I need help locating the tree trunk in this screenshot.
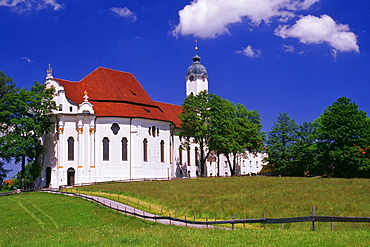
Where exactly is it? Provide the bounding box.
[200,140,205,177]
[217,152,220,177]
[21,155,26,190]
[226,155,234,176]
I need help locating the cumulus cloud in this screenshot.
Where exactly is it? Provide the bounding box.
[173,0,319,38]
[236,45,262,58]
[0,0,63,12]
[111,7,137,22]
[275,14,359,54]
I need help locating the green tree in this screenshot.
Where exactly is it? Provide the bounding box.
[0,71,18,186]
[315,97,370,178]
[290,122,318,176]
[265,112,299,174]
[207,95,235,176]
[0,71,18,100]
[180,91,264,176]
[219,103,264,176]
[0,82,56,189]
[179,91,211,176]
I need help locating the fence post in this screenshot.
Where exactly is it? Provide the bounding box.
[232,214,235,230]
[312,205,316,231]
[331,222,334,231]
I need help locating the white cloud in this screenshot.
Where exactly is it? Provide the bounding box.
[275,14,359,54]
[173,0,319,38]
[282,44,295,53]
[42,0,62,11]
[0,0,63,12]
[236,45,262,58]
[111,7,137,22]
[21,56,34,63]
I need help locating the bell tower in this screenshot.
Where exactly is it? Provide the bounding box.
[186,42,208,96]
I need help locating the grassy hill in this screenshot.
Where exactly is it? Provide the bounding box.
[78,176,370,220]
[0,177,369,246]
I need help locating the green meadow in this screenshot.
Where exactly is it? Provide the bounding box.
[0,177,369,246]
[78,177,369,220]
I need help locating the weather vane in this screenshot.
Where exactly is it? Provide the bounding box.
[195,39,198,53]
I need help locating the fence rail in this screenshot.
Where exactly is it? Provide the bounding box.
[0,190,20,196]
[43,190,370,230]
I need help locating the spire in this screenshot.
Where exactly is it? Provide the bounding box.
[83,90,89,102]
[195,39,198,54]
[46,63,53,79]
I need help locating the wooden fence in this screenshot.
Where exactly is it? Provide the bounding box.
[44,190,370,231]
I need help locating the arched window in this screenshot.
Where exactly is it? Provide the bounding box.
[103,137,109,161]
[195,147,199,167]
[169,142,172,164]
[187,147,191,166]
[143,138,148,162]
[121,138,128,161]
[67,137,74,161]
[160,140,165,163]
[179,146,182,165]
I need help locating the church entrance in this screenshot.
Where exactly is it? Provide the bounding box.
[67,168,75,186]
[45,167,51,188]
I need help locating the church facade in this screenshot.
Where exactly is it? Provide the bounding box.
[41,54,266,188]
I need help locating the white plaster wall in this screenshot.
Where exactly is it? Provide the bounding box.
[186,77,208,96]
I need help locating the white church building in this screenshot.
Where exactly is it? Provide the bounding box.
[41,53,266,188]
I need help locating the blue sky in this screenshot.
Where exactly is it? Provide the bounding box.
[1,0,369,177]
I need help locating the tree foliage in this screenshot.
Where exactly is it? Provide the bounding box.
[179,91,211,176]
[265,97,370,178]
[180,91,264,176]
[315,97,370,178]
[0,81,56,188]
[290,122,318,176]
[0,71,18,186]
[265,112,299,174]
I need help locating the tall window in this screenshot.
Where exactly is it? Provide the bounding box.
[143,138,148,162]
[160,140,165,163]
[195,147,199,167]
[103,137,109,161]
[179,146,182,165]
[169,142,172,164]
[187,147,191,166]
[67,137,74,161]
[121,137,128,161]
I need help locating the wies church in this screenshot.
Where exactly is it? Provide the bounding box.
[41,52,266,188]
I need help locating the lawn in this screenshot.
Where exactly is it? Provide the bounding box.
[0,177,369,246]
[77,176,370,220]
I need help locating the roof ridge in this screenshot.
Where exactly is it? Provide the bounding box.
[99,68,126,100]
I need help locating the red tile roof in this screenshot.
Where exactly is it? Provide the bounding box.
[155,102,182,128]
[55,67,182,126]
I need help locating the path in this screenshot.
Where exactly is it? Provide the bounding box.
[45,190,223,229]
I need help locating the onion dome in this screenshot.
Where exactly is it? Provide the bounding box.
[186,54,208,80]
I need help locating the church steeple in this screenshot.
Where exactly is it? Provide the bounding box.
[46,63,53,79]
[186,42,208,96]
